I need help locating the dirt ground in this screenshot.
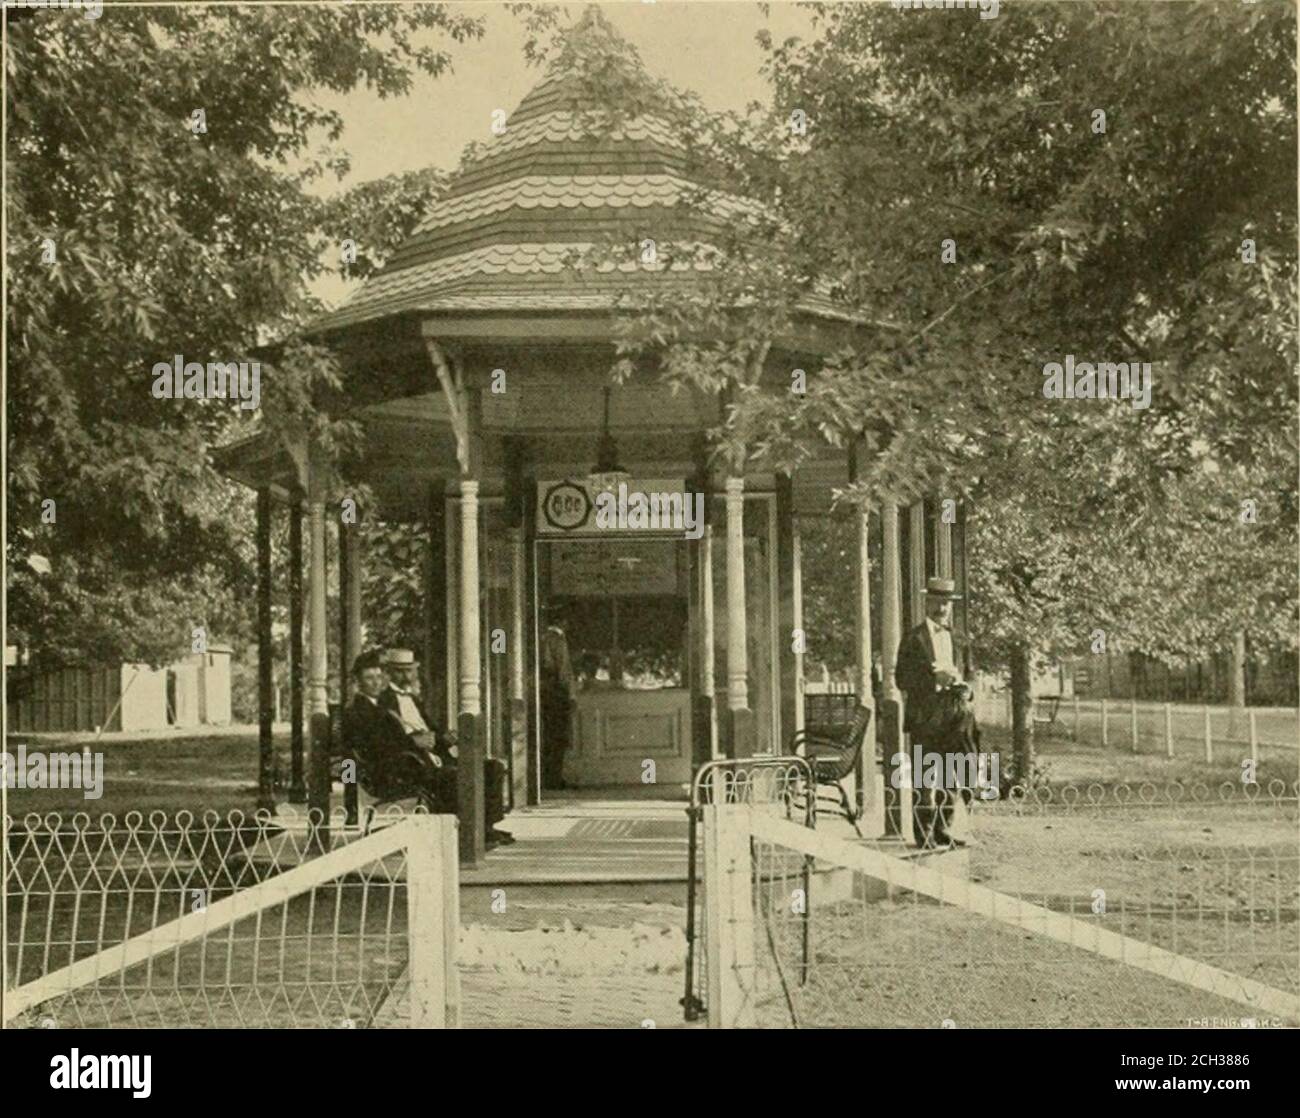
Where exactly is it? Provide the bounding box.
[750,794,1299,1029]
[5,727,1296,1029]
[756,900,1296,1029]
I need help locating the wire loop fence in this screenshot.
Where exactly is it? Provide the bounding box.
[707,778,1300,1028]
[683,757,814,1022]
[3,806,457,1029]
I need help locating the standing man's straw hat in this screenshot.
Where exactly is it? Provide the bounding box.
[923,577,962,601]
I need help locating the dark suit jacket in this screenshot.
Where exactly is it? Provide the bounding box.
[896,621,944,736]
[343,693,436,797]
[377,686,456,763]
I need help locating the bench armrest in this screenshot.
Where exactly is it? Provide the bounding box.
[789,730,843,756]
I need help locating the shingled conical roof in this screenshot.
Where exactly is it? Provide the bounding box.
[317,7,771,332]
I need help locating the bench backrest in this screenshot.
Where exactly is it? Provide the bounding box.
[816,706,872,782]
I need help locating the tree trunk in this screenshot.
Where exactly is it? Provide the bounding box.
[1229,631,1247,707]
[1229,630,1247,738]
[1010,640,1034,783]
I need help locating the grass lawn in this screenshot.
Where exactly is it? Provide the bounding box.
[3,727,278,818]
[5,721,1293,821]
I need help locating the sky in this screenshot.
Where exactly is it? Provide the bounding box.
[307,1,818,305]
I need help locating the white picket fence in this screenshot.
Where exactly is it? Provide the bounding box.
[973,691,1299,763]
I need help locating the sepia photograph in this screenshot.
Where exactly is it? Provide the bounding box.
[1,0,1297,1067]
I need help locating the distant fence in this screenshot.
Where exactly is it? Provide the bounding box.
[973,691,1299,764]
[7,652,232,734]
[3,808,457,1028]
[708,780,1300,1028]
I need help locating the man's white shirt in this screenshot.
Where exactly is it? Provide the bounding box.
[925,617,959,681]
[389,686,430,734]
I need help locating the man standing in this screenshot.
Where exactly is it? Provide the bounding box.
[895,577,973,849]
[538,613,575,791]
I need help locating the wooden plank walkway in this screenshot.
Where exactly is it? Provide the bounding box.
[461,795,693,885]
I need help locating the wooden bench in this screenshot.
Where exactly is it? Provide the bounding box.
[788,706,872,837]
[804,690,860,753]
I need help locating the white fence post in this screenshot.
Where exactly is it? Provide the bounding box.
[1203,705,1213,763]
[1073,695,1080,741]
[439,815,462,1026]
[1101,699,1109,747]
[1249,710,1258,768]
[407,815,459,1028]
[704,803,756,1029]
[1163,703,1173,759]
[1130,698,1139,753]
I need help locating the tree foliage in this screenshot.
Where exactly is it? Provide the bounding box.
[6,5,482,667]
[521,3,1297,681]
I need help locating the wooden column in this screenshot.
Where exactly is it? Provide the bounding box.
[445,502,459,730]
[343,517,362,668]
[338,520,350,678]
[423,335,496,850]
[724,476,752,758]
[504,439,528,811]
[880,499,911,841]
[792,522,805,737]
[288,494,306,803]
[339,514,361,826]
[522,481,541,805]
[691,442,717,769]
[699,525,718,763]
[848,439,876,827]
[776,474,798,756]
[854,506,873,703]
[458,478,486,864]
[936,498,954,579]
[256,487,274,811]
[508,527,527,810]
[907,502,926,629]
[306,493,332,847]
[424,482,448,727]
[855,500,882,834]
[955,499,972,678]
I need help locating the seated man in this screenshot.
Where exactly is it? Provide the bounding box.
[380,648,511,846]
[343,650,511,847]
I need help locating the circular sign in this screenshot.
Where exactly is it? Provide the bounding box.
[542,480,592,532]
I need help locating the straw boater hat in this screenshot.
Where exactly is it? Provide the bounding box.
[923,577,962,601]
[381,648,416,666]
